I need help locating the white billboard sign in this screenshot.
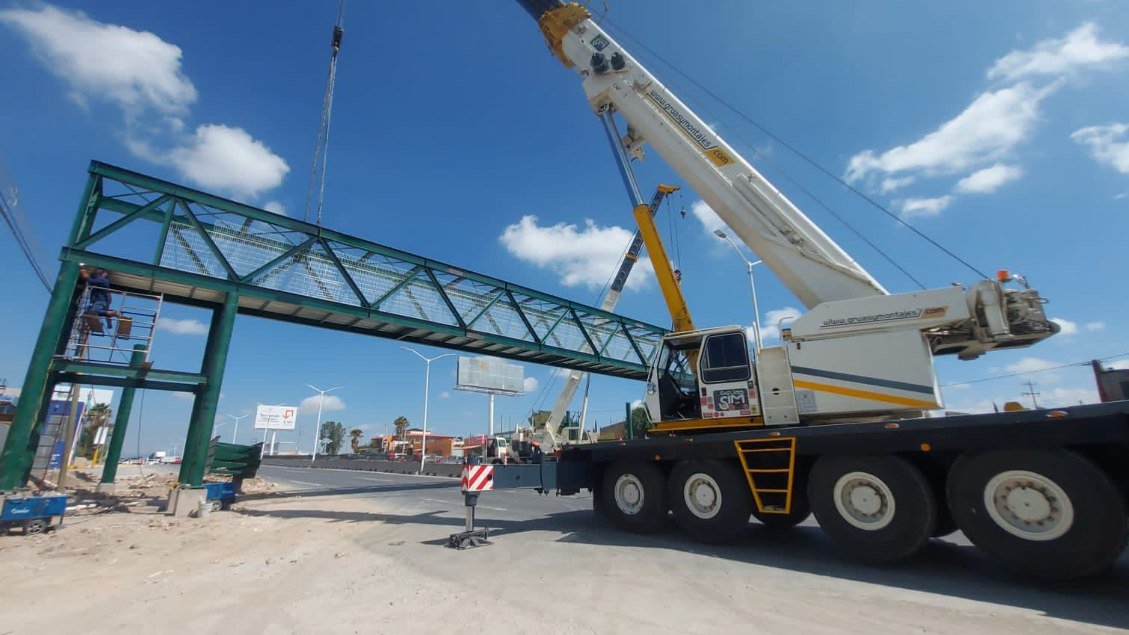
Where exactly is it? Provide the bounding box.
[254,405,298,430]
[456,356,524,395]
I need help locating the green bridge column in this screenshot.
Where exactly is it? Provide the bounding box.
[97,345,147,491]
[178,292,238,486]
[0,261,81,491]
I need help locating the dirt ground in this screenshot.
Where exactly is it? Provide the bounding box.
[1,466,1125,634]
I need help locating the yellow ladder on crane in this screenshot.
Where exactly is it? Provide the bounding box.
[734,437,797,515]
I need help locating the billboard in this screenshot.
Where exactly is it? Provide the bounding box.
[456,356,524,395]
[254,405,298,430]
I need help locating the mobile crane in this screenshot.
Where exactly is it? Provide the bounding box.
[462,1,1129,581]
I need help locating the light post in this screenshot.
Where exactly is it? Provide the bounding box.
[307,384,342,462]
[714,229,764,353]
[226,414,249,444]
[402,346,454,473]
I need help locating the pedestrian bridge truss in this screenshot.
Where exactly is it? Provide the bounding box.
[0,161,669,491]
[73,162,666,378]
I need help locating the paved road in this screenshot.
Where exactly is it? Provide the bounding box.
[259,463,593,523]
[257,464,1129,632]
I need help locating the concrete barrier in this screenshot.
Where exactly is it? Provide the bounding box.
[261,455,464,479]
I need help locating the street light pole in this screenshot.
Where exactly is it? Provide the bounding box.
[226,414,249,444]
[307,384,342,462]
[715,229,764,353]
[402,347,454,473]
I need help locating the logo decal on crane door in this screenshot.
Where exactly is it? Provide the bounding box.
[461,465,494,492]
[646,88,734,167]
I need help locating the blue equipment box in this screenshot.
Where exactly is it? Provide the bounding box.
[1,494,68,521]
[203,482,236,502]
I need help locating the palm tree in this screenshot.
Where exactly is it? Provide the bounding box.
[394,416,409,440]
[349,428,364,454]
[80,402,113,459]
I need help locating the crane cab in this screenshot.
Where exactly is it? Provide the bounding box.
[644,326,764,433]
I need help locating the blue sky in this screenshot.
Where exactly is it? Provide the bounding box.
[1,1,1127,454]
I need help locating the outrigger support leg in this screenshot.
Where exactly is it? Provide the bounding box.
[447,492,491,549]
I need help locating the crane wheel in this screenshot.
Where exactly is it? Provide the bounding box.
[809,455,936,562]
[752,493,811,529]
[947,449,1128,580]
[600,462,667,533]
[668,460,752,543]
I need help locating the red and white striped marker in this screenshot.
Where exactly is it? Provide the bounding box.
[461,465,494,492]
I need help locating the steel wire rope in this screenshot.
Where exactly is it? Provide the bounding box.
[599,17,989,282]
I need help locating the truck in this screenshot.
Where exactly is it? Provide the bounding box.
[466,0,1129,580]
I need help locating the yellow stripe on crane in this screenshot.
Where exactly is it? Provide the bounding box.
[793,380,939,409]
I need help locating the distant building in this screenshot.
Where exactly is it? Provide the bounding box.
[369,429,458,456]
[1093,360,1129,402]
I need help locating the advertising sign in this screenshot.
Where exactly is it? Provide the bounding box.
[254,405,298,430]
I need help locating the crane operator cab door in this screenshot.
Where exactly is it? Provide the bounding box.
[645,329,760,424]
[697,330,760,421]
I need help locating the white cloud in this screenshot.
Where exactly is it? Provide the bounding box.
[157,317,208,335]
[900,196,953,219]
[690,200,728,238]
[263,200,288,216]
[1116,193,1128,200]
[299,394,345,414]
[0,5,288,202]
[499,215,653,290]
[1050,318,1078,336]
[1085,321,1105,332]
[954,163,1024,194]
[1004,357,1059,374]
[522,377,539,393]
[1040,386,1099,408]
[753,307,803,342]
[879,176,916,194]
[847,83,1053,182]
[0,5,196,115]
[1071,123,1129,175]
[172,392,194,401]
[987,23,1129,82]
[168,125,289,199]
[846,24,1129,209]
[439,391,450,399]
[1106,360,1129,371]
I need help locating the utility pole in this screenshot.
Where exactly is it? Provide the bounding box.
[1021,381,1041,410]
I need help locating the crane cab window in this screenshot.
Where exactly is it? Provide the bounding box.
[701,332,751,384]
[655,343,700,420]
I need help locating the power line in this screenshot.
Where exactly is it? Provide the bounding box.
[942,352,1129,387]
[600,17,990,281]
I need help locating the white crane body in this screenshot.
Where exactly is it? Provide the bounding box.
[522,2,1057,429]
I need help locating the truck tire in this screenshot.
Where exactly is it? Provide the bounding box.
[752,493,811,529]
[809,454,936,562]
[947,449,1128,580]
[668,460,752,543]
[600,462,667,533]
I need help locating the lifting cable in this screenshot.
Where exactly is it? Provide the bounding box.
[303,0,346,230]
[599,17,990,283]
[0,153,52,292]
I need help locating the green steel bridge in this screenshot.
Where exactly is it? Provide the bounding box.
[0,161,668,490]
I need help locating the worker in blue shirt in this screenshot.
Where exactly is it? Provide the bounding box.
[84,267,118,329]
